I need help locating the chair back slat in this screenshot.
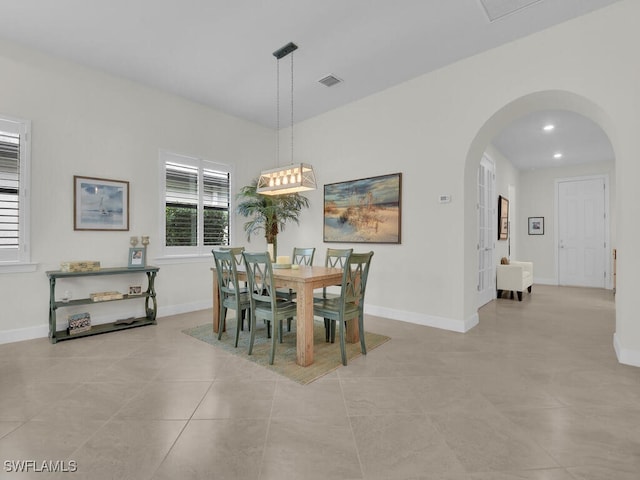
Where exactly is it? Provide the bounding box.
[325,248,352,268]
[212,249,241,295]
[220,246,245,266]
[292,247,315,266]
[322,248,353,297]
[242,252,275,304]
[342,252,374,306]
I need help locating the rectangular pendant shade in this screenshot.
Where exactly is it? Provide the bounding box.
[256,163,316,196]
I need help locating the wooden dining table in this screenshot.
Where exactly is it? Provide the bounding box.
[211,265,359,367]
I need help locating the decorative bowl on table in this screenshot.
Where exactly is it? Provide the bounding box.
[273,263,292,269]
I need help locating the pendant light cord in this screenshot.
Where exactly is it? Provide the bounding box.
[276,56,280,168]
[290,51,294,166]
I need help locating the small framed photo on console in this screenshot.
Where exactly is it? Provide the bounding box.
[128,247,145,268]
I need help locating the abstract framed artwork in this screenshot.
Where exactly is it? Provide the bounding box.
[74,176,129,231]
[323,172,401,243]
[498,195,509,240]
[528,216,544,235]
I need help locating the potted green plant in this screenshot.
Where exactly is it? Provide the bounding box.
[236,179,310,259]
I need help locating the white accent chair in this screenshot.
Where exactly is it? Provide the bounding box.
[496,261,533,301]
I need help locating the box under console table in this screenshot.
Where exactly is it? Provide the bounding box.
[46,266,159,343]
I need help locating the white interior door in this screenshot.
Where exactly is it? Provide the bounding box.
[478,155,495,307]
[558,177,607,287]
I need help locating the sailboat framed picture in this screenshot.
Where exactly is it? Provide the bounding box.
[74,176,129,231]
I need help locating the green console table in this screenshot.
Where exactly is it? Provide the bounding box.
[46,266,159,343]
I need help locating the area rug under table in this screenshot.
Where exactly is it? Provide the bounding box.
[182,319,390,385]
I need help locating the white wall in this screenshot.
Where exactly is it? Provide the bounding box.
[486,144,519,263]
[2,0,640,367]
[519,161,615,285]
[283,0,640,361]
[0,38,273,342]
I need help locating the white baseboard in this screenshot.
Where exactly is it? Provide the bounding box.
[3,300,477,345]
[534,278,615,291]
[157,300,212,318]
[0,299,213,345]
[613,333,640,367]
[0,324,49,345]
[365,304,478,333]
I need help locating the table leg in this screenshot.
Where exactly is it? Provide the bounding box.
[212,273,221,334]
[346,316,360,344]
[296,283,314,366]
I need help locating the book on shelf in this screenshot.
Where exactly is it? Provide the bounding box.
[90,291,124,302]
[60,261,101,272]
[68,312,91,334]
[69,325,92,335]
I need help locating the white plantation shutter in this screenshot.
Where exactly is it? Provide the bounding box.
[0,132,19,248]
[0,116,30,264]
[162,151,230,255]
[165,162,199,246]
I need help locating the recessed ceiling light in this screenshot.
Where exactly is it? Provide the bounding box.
[543,124,555,132]
[553,152,563,159]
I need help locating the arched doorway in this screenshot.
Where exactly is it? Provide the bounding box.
[462,90,617,326]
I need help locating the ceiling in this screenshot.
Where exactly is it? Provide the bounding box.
[0,0,619,168]
[492,110,614,170]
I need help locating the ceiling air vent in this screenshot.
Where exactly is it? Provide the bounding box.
[318,74,342,87]
[480,0,543,22]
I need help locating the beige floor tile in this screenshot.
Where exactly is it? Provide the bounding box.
[27,357,114,383]
[0,357,64,389]
[468,469,577,479]
[0,285,636,479]
[192,378,276,419]
[33,382,143,421]
[0,382,77,421]
[502,406,640,472]
[153,355,228,381]
[270,378,347,418]
[153,418,268,480]
[260,416,362,480]
[430,409,559,472]
[341,376,424,416]
[337,346,450,378]
[0,418,105,461]
[565,464,640,480]
[0,421,22,439]
[115,380,211,420]
[410,375,499,415]
[90,355,169,383]
[351,414,466,479]
[214,355,283,381]
[67,419,185,480]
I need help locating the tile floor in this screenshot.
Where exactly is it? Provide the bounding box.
[0,285,639,479]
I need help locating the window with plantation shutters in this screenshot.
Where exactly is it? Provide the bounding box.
[161,151,230,256]
[0,116,30,266]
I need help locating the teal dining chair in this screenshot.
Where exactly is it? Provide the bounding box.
[315,248,353,342]
[212,249,251,347]
[277,247,316,331]
[219,246,245,264]
[276,246,316,301]
[242,251,298,365]
[218,246,249,330]
[291,247,315,266]
[313,251,374,365]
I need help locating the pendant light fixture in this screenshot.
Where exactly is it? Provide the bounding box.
[257,42,316,196]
